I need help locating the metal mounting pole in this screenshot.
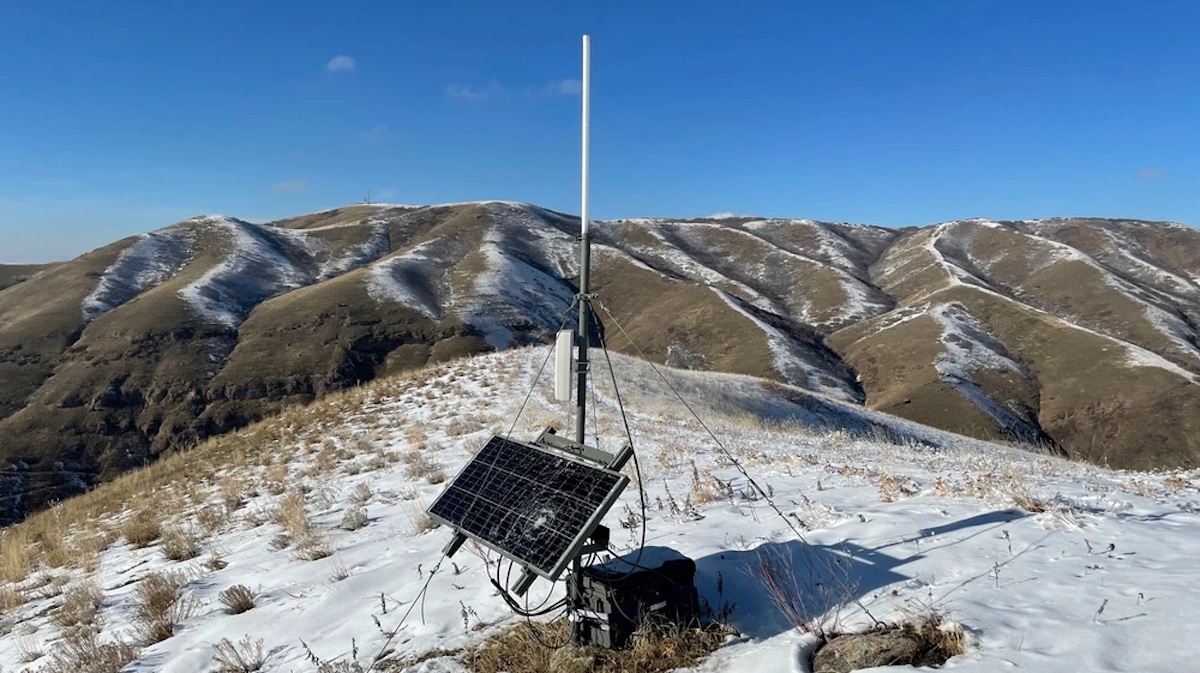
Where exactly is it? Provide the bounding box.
[574,34,592,448]
[570,34,592,647]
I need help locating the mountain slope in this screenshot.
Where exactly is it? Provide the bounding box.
[0,349,1197,673]
[1,204,1199,520]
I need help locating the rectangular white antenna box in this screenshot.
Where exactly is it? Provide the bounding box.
[555,330,574,402]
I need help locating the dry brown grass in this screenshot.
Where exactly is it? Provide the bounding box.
[51,580,104,631]
[263,463,290,495]
[219,585,256,615]
[0,583,26,613]
[1,527,37,582]
[351,482,372,505]
[462,618,734,673]
[407,501,434,536]
[220,475,251,512]
[213,636,266,672]
[294,531,333,561]
[815,614,967,670]
[121,509,162,548]
[276,492,312,539]
[272,490,332,560]
[161,525,200,561]
[132,571,195,644]
[34,626,138,673]
[403,448,446,483]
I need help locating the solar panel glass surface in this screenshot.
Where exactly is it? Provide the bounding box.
[428,436,627,578]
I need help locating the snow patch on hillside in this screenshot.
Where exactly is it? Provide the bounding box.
[365,241,443,320]
[857,304,928,338]
[81,228,197,321]
[712,288,858,401]
[457,209,577,349]
[177,217,313,328]
[931,302,1037,432]
[319,219,392,280]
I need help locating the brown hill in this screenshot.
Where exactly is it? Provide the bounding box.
[1,204,1198,521]
[0,263,58,292]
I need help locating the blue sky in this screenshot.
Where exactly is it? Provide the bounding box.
[1,1,1197,262]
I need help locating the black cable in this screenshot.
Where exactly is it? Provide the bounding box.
[593,307,649,582]
[595,299,876,620]
[370,555,446,665]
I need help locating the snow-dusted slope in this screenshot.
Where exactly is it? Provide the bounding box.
[1,349,1197,673]
[176,216,318,328]
[81,228,197,321]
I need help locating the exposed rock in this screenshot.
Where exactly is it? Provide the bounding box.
[812,632,923,673]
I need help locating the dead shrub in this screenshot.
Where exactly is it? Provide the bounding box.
[276,491,312,538]
[403,449,444,483]
[35,627,138,673]
[293,532,333,561]
[219,585,256,614]
[132,571,195,644]
[0,584,26,613]
[121,509,162,548]
[689,462,718,505]
[407,501,434,536]
[161,525,199,561]
[351,482,372,505]
[466,618,734,673]
[757,543,856,638]
[213,636,266,673]
[51,580,104,631]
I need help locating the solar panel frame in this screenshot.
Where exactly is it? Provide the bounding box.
[428,435,629,581]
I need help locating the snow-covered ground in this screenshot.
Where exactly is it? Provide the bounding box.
[2,349,1198,673]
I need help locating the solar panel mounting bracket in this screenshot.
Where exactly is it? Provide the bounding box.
[534,427,633,470]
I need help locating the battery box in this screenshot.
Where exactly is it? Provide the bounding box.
[567,555,699,649]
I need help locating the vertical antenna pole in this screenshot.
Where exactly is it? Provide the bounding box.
[574,34,592,447]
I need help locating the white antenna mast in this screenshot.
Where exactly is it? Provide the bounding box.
[573,34,593,446]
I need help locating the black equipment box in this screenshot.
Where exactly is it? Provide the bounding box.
[568,556,699,649]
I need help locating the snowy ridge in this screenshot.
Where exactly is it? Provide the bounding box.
[679,221,890,326]
[485,202,581,279]
[81,228,197,321]
[1001,228,1200,367]
[1,348,1198,673]
[176,217,314,328]
[455,204,578,349]
[712,288,858,401]
[939,278,1199,383]
[884,223,1200,380]
[931,302,1038,433]
[931,302,1025,378]
[318,219,392,280]
[854,304,928,339]
[365,241,443,320]
[637,226,777,312]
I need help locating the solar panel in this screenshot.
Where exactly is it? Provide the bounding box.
[428,435,629,581]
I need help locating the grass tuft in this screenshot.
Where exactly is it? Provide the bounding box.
[219,585,256,615]
[213,636,266,673]
[132,571,195,645]
[464,618,735,673]
[121,509,162,548]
